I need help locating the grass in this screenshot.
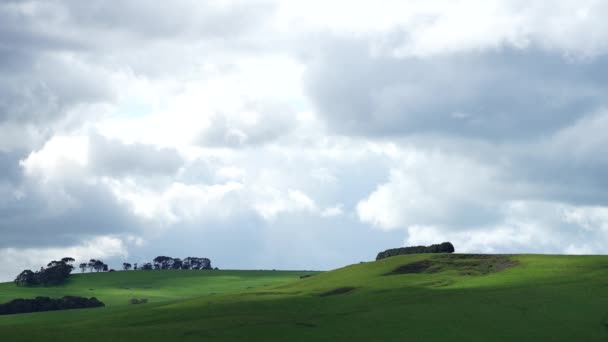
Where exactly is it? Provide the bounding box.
[1,254,608,341]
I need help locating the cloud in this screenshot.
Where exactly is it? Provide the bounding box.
[253,188,318,220]
[355,144,608,255]
[357,149,505,230]
[0,179,145,249]
[282,0,608,57]
[64,0,275,41]
[304,38,608,140]
[107,179,245,225]
[321,205,344,218]
[199,102,297,148]
[490,109,608,207]
[403,200,608,255]
[88,133,184,177]
[3,0,608,281]
[0,134,190,248]
[0,0,280,152]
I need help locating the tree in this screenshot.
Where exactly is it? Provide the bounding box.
[14,270,38,286]
[141,263,153,271]
[439,242,455,253]
[47,260,62,268]
[88,259,108,272]
[133,263,138,271]
[61,257,75,265]
[153,256,175,270]
[122,263,132,271]
[40,261,74,285]
[87,259,97,272]
[15,257,75,287]
[79,263,87,273]
[183,257,212,270]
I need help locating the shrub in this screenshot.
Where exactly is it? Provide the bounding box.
[0,296,104,315]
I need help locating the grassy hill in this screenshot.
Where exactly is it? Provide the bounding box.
[1,254,608,341]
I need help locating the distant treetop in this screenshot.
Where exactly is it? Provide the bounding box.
[14,257,75,287]
[376,242,455,261]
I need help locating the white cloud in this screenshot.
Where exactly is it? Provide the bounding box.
[321,204,344,218]
[20,135,90,182]
[253,188,318,220]
[279,0,608,57]
[357,149,501,230]
[563,206,608,232]
[402,200,608,255]
[106,179,245,225]
[564,244,595,255]
[215,167,246,182]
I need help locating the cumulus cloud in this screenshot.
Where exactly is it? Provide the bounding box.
[403,201,608,255]
[356,144,608,254]
[0,134,188,249]
[357,149,504,230]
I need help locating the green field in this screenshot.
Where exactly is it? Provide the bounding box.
[1,254,608,341]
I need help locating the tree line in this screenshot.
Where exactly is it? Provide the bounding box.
[14,255,215,287]
[376,242,455,260]
[78,259,109,273]
[120,256,214,271]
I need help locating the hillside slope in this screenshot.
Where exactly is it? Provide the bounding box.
[1,254,607,341]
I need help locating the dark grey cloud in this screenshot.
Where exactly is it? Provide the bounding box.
[64,0,275,40]
[0,180,145,248]
[0,57,113,125]
[0,132,191,248]
[0,150,25,184]
[0,135,183,249]
[0,3,84,59]
[0,2,110,126]
[506,111,608,206]
[304,37,608,140]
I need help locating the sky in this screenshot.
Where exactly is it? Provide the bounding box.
[1,0,608,281]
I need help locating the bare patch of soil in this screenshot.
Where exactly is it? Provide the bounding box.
[385,260,434,275]
[386,254,519,276]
